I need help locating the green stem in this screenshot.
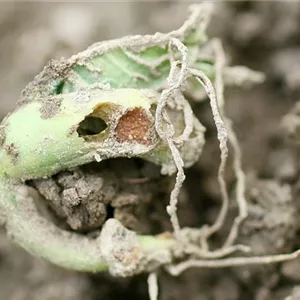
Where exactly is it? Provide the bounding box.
[0,89,159,179]
[0,178,107,272]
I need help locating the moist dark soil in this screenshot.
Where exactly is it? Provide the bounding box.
[1,2,300,300]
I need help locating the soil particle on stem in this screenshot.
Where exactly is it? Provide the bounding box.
[3,143,19,163]
[0,124,7,146]
[39,97,62,119]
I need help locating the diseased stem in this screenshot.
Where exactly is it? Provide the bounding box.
[0,179,175,273]
[1,178,107,272]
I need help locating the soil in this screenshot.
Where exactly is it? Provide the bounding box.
[1,2,300,300]
[31,159,175,234]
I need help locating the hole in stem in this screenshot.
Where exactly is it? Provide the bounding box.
[106,204,115,220]
[77,116,108,137]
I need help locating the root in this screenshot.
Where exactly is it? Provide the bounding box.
[148,272,159,300]
[183,243,251,259]
[189,67,229,247]
[173,93,195,145]
[166,249,300,276]
[155,38,189,236]
[179,39,248,253]
[212,39,248,248]
[222,121,248,248]
[164,37,300,282]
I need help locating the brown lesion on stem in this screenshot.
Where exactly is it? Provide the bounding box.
[115,108,154,145]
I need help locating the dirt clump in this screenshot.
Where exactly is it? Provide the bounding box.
[31,159,179,234]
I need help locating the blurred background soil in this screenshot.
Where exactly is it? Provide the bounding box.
[1,2,300,300]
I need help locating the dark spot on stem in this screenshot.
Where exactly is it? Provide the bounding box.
[4,143,19,163]
[68,125,78,136]
[54,80,65,94]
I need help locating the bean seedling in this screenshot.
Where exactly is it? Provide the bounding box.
[0,3,298,299]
